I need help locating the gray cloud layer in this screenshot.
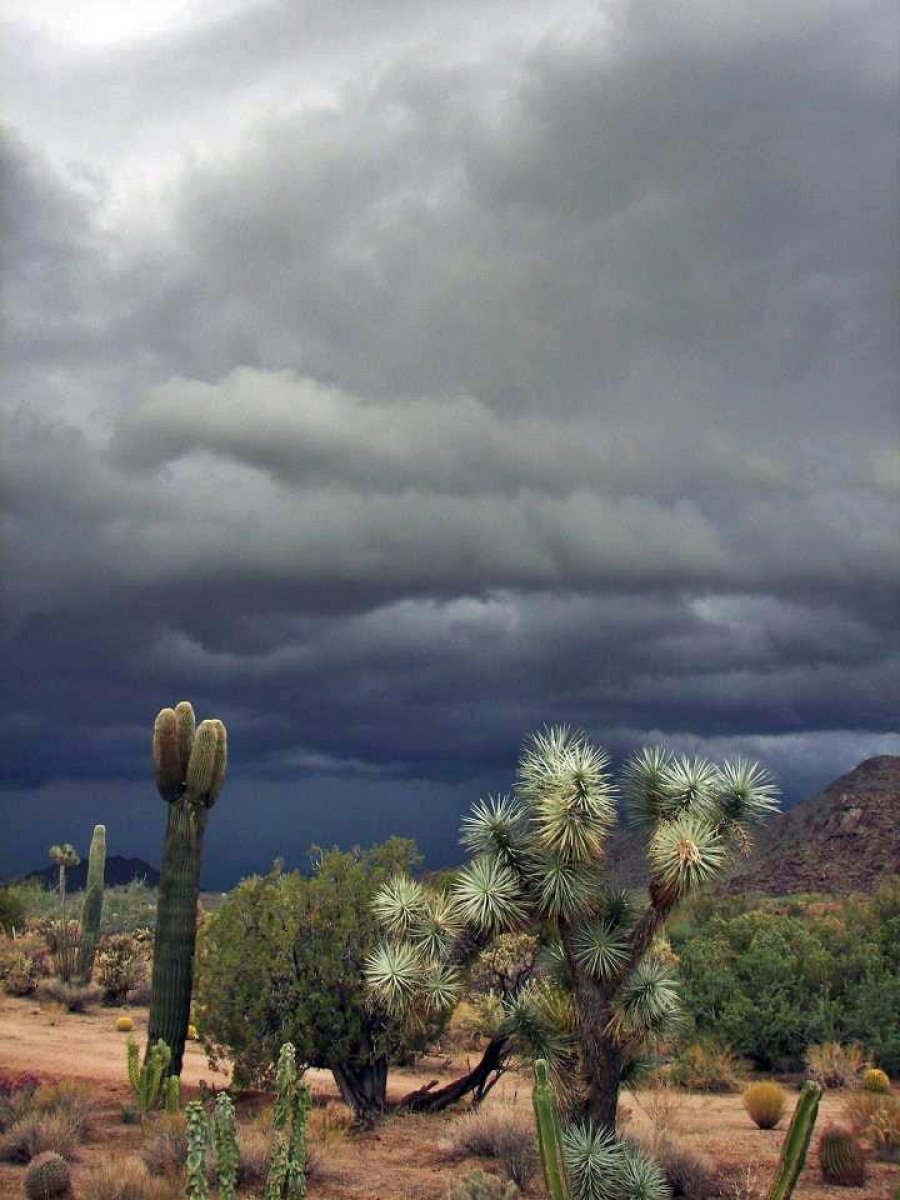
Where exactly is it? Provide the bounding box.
[1,0,898,882]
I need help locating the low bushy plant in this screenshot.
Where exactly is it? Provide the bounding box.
[638,1133,720,1199]
[79,1157,176,1200]
[95,934,148,1005]
[843,1090,900,1162]
[31,1080,97,1140]
[804,1042,867,1089]
[742,1081,787,1129]
[39,980,99,1012]
[0,887,25,934]
[139,1113,187,1176]
[445,1169,518,1200]
[445,1104,539,1189]
[0,1111,79,1163]
[235,1124,272,1187]
[3,952,38,996]
[667,1041,742,1092]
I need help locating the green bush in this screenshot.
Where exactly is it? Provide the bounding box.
[194,839,428,1115]
[0,888,25,933]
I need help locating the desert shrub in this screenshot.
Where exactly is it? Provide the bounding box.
[667,1040,743,1092]
[31,1080,98,1140]
[234,1123,272,1187]
[39,919,82,983]
[99,883,158,934]
[195,839,426,1112]
[742,1081,787,1129]
[446,1169,518,1200]
[95,933,148,1005]
[0,887,25,933]
[445,1105,539,1189]
[638,1132,721,1199]
[0,1111,80,1162]
[80,1157,176,1200]
[39,980,99,1012]
[139,1113,187,1176]
[843,1090,900,1162]
[4,952,38,995]
[805,1042,868,1089]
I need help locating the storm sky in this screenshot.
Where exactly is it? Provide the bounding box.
[2,0,898,887]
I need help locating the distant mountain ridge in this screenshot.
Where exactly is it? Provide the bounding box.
[19,855,160,890]
[605,755,900,897]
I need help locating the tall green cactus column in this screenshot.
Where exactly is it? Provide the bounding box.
[532,1059,570,1200]
[76,824,106,983]
[148,701,227,1076]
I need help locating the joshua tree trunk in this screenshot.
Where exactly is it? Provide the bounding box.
[563,927,623,1129]
[331,1056,389,1123]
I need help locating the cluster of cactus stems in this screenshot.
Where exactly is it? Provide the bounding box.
[127,1037,179,1119]
[212,1093,239,1200]
[149,700,227,1077]
[75,824,106,984]
[533,1059,569,1200]
[817,1123,866,1187]
[266,1043,312,1200]
[185,1100,210,1200]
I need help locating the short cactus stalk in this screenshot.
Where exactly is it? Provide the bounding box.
[266,1043,312,1200]
[213,1093,238,1200]
[818,1124,866,1187]
[75,824,106,983]
[532,1058,570,1200]
[765,1079,822,1200]
[23,1151,71,1200]
[148,701,227,1077]
[185,1100,210,1200]
[127,1035,171,1118]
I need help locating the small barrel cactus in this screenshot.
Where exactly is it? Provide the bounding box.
[445,1170,519,1200]
[187,1023,199,1040]
[818,1123,866,1186]
[862,1067,891,1094]
[115,1015,134,1032]
[743,1080,788,1129]
[24,1151,71,1199]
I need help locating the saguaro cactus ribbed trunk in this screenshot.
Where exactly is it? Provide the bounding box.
[148,701,227,1076]
[76,824,106,983]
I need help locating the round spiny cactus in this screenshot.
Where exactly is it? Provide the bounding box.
[24,1151,71,1199]
[862,1067,890,1093]
[115,1015,134,1032]
[818,1123,866,1186]
[743,1080,788,1129]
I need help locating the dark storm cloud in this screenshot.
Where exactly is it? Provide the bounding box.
[1,1,898,881]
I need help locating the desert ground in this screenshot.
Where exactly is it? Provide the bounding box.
[0,994,895,1199]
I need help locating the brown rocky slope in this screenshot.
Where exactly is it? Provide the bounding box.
[605,755,900,897]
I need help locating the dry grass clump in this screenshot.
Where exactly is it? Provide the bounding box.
[139,1113,187,1176]
[638,1084,682,1138]
[0,1110,80,1163]
[445,1103,538,1190]
[667,1041,743,1092]
[79,1157,178,1200]
[804,1041,867,1089]
[843,1089,900,1162]
[235,1122,272,1187]
[637,1132,722,1199]
[32,1080,98,1139]
[308,1099,354,1140]
[742,1081,787,1130]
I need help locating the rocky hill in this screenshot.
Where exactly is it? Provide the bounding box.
[605,755,900,898]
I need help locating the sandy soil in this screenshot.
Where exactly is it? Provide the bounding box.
[0,993,896,1199]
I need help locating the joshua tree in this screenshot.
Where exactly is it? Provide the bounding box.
[148,700,227,1076]
[367,726,778,1129]
[48,843,80,908]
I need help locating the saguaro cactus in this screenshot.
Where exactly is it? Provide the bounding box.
[76,824,106,983]
[148,701,227,1076]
